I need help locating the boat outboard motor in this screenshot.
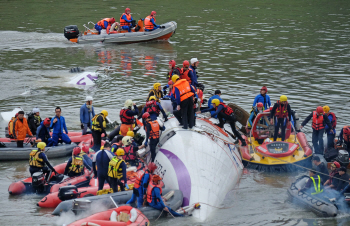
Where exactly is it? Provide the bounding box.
[32,171,46,193]
[336,150,350,167]
[58,185,79,201]
[64,25,79,40]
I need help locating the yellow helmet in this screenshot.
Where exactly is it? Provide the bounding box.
[122,136,133,146]
[124,99,133,108]
[280,95,288,102]
[37,142,46,150]
[211,99,220,107]
[149,96,156,101]
[172,75,180,84]
[126,131,134,137]
[323,105,330,113]
[101,110,108,117]
[153,83,161,90]
[116,148,125,156]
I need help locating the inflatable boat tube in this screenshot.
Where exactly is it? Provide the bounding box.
[50,169,91,193]
[287,175,338,217]
[0,143,77,161]
[297,132,313,156]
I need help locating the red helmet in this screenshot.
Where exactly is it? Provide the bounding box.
[183,60,190,67]
[110,17,115,23]
[344,126,350,136]
[332,161,341,168]
[73,147,81,156]
[142,112,150,119]
[169,60,176,68]
[257,102,264,108]
[152,174,162,183]
[148,162,157,173]
[168,80,174,85]
[82,146,89,154]
[151,11,156,16]
[316,106,324,115]
[43,118,51,126]
[125,8,130,13]
[261,86,268,92]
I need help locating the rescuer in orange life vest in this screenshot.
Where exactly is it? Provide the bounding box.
[180,60,196,88]
[301,106,334,154]
[126,162,157,208]
[338,126,350,153]
[94,17,116,34]
[120,8,135,32]
[144,11,165,31]
[142,112,165,162]
[270,95,293,142]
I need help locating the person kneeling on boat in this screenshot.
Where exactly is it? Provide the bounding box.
[324,161,341,189]
[299,169,324,196]
[48,107,71,147]
[108,148,129,192]
[122,136,144,166]
[36,118,51,144]
[337,126,350,153]
[141,96,168,121]
[197,99,247,146]
[120,8,135,32]
[248,102,265,129]
[64,147,92,177]
[147,175,184,217]
[29,142,58,176]
[91,110,109,152]
[143,112,165,162]
[93,142,115,191]
[95,17,116,34]
[270,95,292,142]
[144,11,164,31]
[127,162,157,208]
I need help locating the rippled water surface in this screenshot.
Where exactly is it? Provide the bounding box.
[1,0,350,225]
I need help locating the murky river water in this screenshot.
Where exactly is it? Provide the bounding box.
[1,0,350,225]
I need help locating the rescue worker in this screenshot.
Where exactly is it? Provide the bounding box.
[270,95,292,142]
[126,131,139,146]
[91,110,108,151]
[28,107,42,136]
[337,126,350,152]
[94,17,116,34]
[64,147,92,177]
[13,111,33,147]
[253,86,271,109]
[108,148,130,193]
[335,167,349,192]
[120,8,134,32]
[141,96,168,121]
[147,175,183,217]
[147,83,163,102]
[143,112,165,162]
[36,118,51,144]
[180,60,196,87]
[93,142,115,191]
[163,80,174,96]
[190,58,199,88]
[323,105,337,149]
[298,169,324,197]
[248,102,264,128]
[8,113,18,138]
[120,99,139,136]
[80,96,95,135]
[208,90,223,118]
[312,156,329,183]
[197,99,247,146]
[111,135,124,154]
[301,106,334,154]
[324,161,341,188]
[127,162,157,208]
[48,107,71,146]
[145,11,163,31]
[80,146,93,168]
[122,136,145,166]
[167,60,181,81]
[171,75,196,129]
[29,142,57,176]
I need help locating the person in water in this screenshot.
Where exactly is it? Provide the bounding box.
[248,102,264,128]
[91,110,109,151]
[270,95,292,142]
[141,96,168,121]
[207,90,223,118]
[36,118,51,144]
[143,112,165,162]
[253,86,271,110]
[144,11,162,31]
[298,169,324,196]
[120,8,134,32]
[300,106,334,154]
[323,105,337,149]
[64,147,92,177]
[48,107,71,146]
[28,107,42,136]
[93,142,115,191]
[147,175,184,217]
[80,96,95,135]
[107,148,129,193]
[13,111,33,147]
[94,17,116,34]
[29,142,57,176]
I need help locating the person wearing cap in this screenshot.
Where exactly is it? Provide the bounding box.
[144,11,163,31]
[7,112,18,138]
[28,107,42,136]
[29,142,57,176]
[80,96,95,135]
[111,135,124,154]
[190,58,199,88]
[324,161,341,189]
[48,107,71,147]
[312,156,329,183]
[301,106,334,154]
[335,167,349,192]
[64,147,92,177]
[270,95,292,142]
[141,96,168,121]
[108,148,129,193]
[143,112,165,162]
[93,142,115,191]
[91,110,109,152]
[147,174,184,217]
[207,90,223,118]
[167,60,181,81]
[36,118,52,144]
[95,17,116,34]
[253,86,271,110]
[13,111,33,147]
[120,99,139,136]
[120,8,134,32]
[298,169,324,196]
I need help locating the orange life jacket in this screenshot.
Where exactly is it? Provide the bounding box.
[120,13,132,26]
[97,18,113,29]
[146,120,160,139]
[312,111,325,130]
[180,68,193,84]
[120,109,134,125]
[275,101,289,118]
[145,100,160,115]
[343,126,350,143]
[144,15,156,30]
[146,179,162,203]
[327,112,337,129]
[216,103,234,116]
[134,169,150,189]
[122,145,137,161]
[172,79,194,102]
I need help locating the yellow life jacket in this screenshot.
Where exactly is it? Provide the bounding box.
[79,152,87,157]
[108,157,125,179]
[69,156,84,174]
[29,150,45,167]
[310,175,323,195]
[91,114,106,132]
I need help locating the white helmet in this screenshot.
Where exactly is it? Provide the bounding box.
[122,136,133,146]
[190,58,198,65]
[85,96,93,101]
[124,99,133,108]
[33,107,40,113]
